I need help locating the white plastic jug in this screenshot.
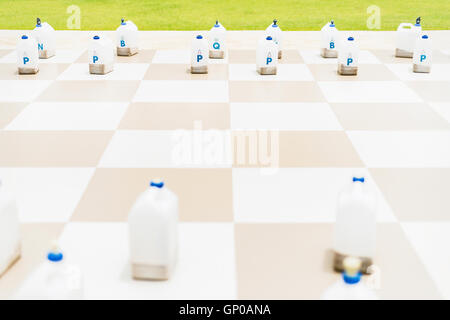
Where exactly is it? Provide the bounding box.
[256,36,278,75]
[321,257,378,300]
[265,19,282,59]
[16,34,39,74]
[320,20,340,58]
[15,244,83,300]
[333,176,377,272]
[88,35,114,74]
[395,17,422,58]
[33,18,56,59]
[128,180,179,280]
[0,180,20,277]
[191,34,209,74]
[413,34,432,73]
[208,20,226,59]
[338,36,359,75]
[116,18,139,56]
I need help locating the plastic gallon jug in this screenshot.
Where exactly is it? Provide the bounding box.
[116,18,138,56]
[321,257,378,300]
[320,20,340,58]
[33,18,56,59]
[191,35,209,74]
[0,180,21,277]
[338,36,359,75]
[395,17,422,58]
[17,34,39,74]
[333,177,377,273]
[128,180,179,280]
[88,35,114,75]
[15,244,83,300]
[265,19,282,59]
[413,34,432,73]
[208,20,226,59]
[256,36,278,75]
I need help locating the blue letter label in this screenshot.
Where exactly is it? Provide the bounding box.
[266,57,272,65]
[420,54,426,62]
[93,56,98,63]
[23,57,29,65]
[213,42,220,50]
[120,40,125,47]
[197,54,203,63]
[347,58,353,66]
[38,43,44,50]
[330,41,335,49]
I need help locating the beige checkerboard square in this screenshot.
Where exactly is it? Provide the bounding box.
[0,103,27,128]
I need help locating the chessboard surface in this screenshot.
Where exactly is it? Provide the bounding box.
[0,30,450,300]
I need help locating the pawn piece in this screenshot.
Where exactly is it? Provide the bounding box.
[413,34,432,73]
[17,35,39,74]
[128,179,179,280]
[338,36,359,76]
[88,35,114,75]
[0,179,21,277]
[256,36,278,75]
[116,18,139,56]
[191,35,209,74]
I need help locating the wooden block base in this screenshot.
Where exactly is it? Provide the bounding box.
[117,47,138,56]
[395,48,413,58]
[413,64,431,73]
[209,50,225,59]
[191,65,208,74]
[89,63,114,75]
[321,48,338,58]
[338,64,358,76]
[0,243,21,278]
[257,66,277,75]
[132,263,171,281]
[333,251,373,274]
[39,50,55,59]
[18,67,39,75]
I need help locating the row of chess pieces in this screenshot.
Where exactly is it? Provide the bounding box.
[15,17,433,76]
[1,176,379,299]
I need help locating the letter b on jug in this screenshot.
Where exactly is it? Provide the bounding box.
[330,41,335,49]
[120,40,125,47]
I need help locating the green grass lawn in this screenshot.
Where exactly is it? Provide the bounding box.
[0,0,449,30]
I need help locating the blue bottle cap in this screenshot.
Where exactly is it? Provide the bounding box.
[150,180,164,188]
[121,18,126,25]
[93,35,100,40]
[47,251,63,262]
[422,35,429,39]
[415,17,421,26]
[353,177,365,183]
[214,20,220,27]
[21,35,28,40]
[36,18,42,28]
[343,271,361,284]
[266,36,273,41]
[196,35,203,39]
[272,19,278,27]
[348,37,354,41]
[330,20,335,27]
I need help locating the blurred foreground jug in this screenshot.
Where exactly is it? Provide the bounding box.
[116,18,138,56]
[191,35,209,74]
[0,180,21,277]
[320,20,339,58]
[209,20,226,59]
[33,18,56,59]
[395,17,422,58]
[15,244,83,299]
[413,34,432,73]
[321,257,378,300]
[256,36,278,75]
[17,35,39,74]
[265,19,282,59]
[128,180,179,280]
[333,177,377,273]
[88,35,114,74]
[338,36,359,75]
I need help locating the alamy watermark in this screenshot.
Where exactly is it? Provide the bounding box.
[66,5,81,29]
